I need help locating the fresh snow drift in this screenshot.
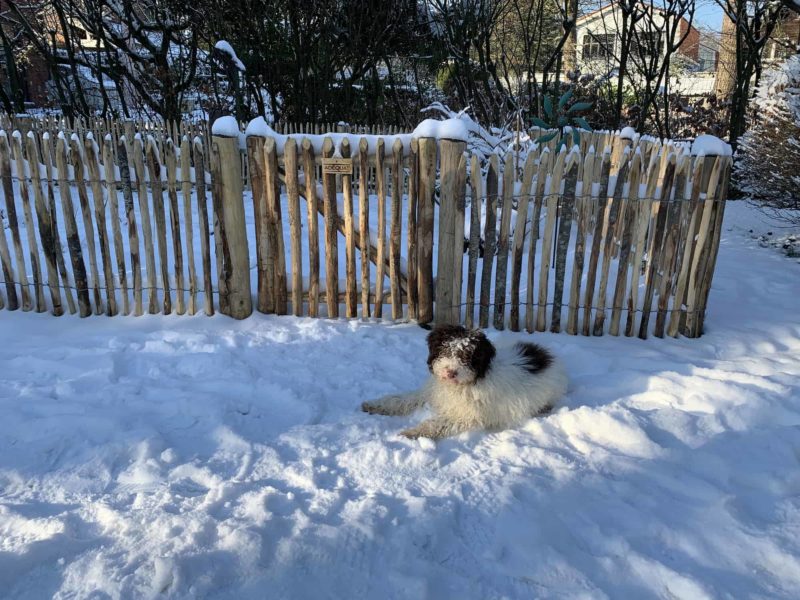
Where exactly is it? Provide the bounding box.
[1,202,800,599]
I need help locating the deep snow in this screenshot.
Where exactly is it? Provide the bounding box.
[1,201,800,599]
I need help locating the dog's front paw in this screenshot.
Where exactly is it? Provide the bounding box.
[400,418,455,440]
[361,400,386,415]
[400,427,424,439]
[361,395,404,415]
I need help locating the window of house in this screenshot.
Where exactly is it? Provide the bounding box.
[582,33,615,60]
[632,32,662,57]
[698,56,715,72]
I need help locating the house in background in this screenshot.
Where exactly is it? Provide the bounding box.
[1,2,210,117]
[572,4,710,75]
[0,0,107,111]
[0,0,50,108]
[763,13,799,64]
[696,28,719,73]
[566,3,724,99]
[715,11,799,98]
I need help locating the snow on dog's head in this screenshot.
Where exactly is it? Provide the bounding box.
[426,325,495,385]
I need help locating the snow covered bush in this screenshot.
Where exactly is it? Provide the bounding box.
[735,54,800,224]
[421,102,525,161]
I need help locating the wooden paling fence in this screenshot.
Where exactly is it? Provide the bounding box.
[0,116,730,339]
[0,114,410,199]
[0,113,407,182]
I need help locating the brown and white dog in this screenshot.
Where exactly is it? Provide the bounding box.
[361,325,568,439]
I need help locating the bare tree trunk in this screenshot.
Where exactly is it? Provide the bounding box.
[715,13,737,99]
[562,0,578,74]
[615,10,631,128]
[714,0,784,147]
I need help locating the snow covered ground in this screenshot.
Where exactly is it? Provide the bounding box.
[1,201,799,599]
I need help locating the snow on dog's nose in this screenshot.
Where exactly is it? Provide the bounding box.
[431,357,474,385]
[426,325,495,385]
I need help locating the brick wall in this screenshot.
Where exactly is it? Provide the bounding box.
[678,18,701,62]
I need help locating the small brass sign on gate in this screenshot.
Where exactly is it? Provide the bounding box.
[322,158,353,175]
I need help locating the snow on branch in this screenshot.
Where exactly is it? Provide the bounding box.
[214,41,246,72]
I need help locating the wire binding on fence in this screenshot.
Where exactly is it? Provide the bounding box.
[0,277,709,316]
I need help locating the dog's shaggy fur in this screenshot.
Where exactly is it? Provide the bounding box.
[361,325,568,439]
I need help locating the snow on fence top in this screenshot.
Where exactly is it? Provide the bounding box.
[691,135,732,157]
[410,118,469,141]
[211,115,241,137]
[228,114,697,164]
[243,116,413,156]
[237,116,468,157]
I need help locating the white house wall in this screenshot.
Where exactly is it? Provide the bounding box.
[575,7,673,70]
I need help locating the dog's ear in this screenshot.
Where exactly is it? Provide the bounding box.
[470,332,496,379]
[426,325,466,369]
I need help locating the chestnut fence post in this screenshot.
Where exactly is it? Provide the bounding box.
[211,129,253,319]
[435,137,467,326]
[416,136,437,325]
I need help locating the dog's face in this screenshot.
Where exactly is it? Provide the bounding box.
[426,325,496,385]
